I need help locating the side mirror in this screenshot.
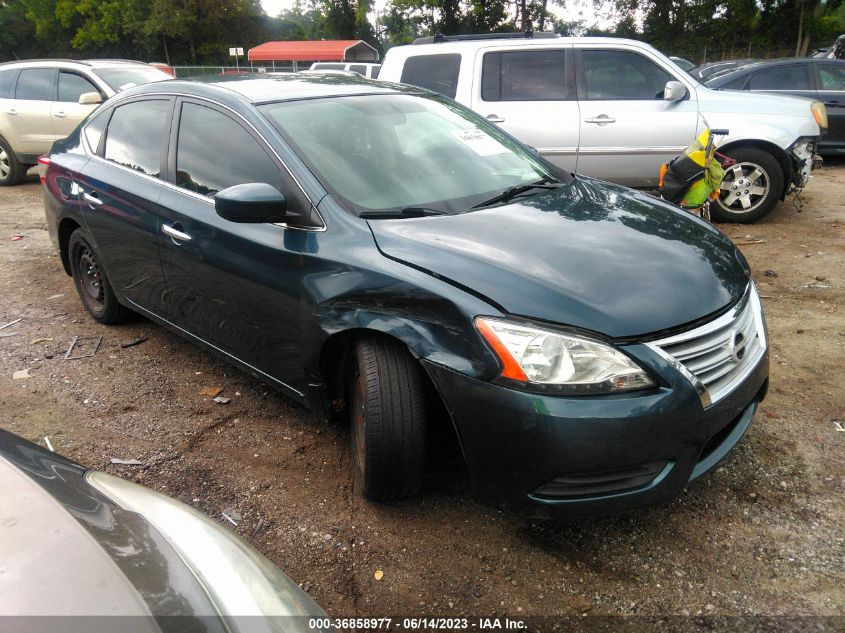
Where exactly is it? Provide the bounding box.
[79,92,103,105]
[215,183,291,223]
[663,81,687,101]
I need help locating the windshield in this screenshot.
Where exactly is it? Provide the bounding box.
[93,67,172,92]
[260,93,563,216]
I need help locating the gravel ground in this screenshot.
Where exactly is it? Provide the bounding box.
[0,162,842,630]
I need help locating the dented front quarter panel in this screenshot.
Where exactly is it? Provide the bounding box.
[298,196,501,402]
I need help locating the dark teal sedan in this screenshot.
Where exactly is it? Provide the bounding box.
[43,75,769,515]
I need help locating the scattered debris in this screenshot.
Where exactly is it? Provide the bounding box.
[802,281,832,289]
[213,396,231,404]
[735,239,767,245]
[374,570,384,581]
[0,318,22,330]
[815,275,826,282]
[199,386,224,397]
[120,336,148,349]
[569,595,592,613]
[47,294,64,300]
[12,369,31,380]
[110,458,146,466]
[764,269,778,278]
[44,436,54,452]
[222,509,242,526]
[10,235,24,241]
[64,336,102,360]
[44,352,54,360]
[0,331,19,338]
[30,337,53,344]
[252,518,265,538]
[834,421,844,432]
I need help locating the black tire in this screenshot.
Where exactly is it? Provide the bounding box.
[0,137,24,186]
[68,229,131,324]
[711,147,784,223]
[350,336,427,501]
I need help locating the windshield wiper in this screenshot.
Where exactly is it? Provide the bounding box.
[472,178,562,209]
[359,207,448,220]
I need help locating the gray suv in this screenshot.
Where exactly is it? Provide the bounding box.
[0,59,170,185]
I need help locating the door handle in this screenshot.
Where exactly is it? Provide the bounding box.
[584,115,616,125]
[486,114,505,123]
[163,224,192,243]
[53,111,67,118]
[82,192,102,207]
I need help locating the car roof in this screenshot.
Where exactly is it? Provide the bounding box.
[124,73,422,105]
[706,57,845,86]
[0,58,154,69]
[387,36,658,55]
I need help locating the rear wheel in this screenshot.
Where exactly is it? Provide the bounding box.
[68,229,131,324]
[0,138,24,186]
[350,336,427,501]
[712,147,784,223]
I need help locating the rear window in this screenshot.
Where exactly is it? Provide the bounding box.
[400,54,461,99]
[349,64,367,76]
[15,68,55,101]
[482,50,567,101]
[312,63,346,71]
[0,69,18,99]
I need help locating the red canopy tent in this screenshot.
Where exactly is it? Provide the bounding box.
[247,40,379,63]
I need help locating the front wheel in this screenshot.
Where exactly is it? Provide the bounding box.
[711,147,784,223]
[350,336,427,501]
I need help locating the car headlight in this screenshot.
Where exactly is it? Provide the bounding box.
[811,101,828,130]
[475,317,656,394]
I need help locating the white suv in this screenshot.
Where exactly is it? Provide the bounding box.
[0,59,171,186]
[380,34,827,222]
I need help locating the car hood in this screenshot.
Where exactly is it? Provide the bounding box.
[368,177,749,339]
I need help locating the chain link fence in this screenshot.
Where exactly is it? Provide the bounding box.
[170,64,305,77]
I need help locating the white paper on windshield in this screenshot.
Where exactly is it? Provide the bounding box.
[450,129,510,156]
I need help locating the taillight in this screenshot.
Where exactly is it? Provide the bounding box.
[37,155,51,185]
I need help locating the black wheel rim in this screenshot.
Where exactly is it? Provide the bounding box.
[78,245,104,306]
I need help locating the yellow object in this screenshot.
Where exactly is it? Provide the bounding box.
[374,570,384,581]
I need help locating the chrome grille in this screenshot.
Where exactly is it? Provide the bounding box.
[648,284,767,405]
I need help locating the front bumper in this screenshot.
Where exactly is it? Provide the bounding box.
[789,137,821,190]
[423,344,768,516]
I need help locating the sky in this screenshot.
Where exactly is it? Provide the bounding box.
[259,0,603,28]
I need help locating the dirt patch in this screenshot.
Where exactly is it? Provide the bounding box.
[0,163,842,620]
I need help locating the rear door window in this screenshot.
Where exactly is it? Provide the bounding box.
[15,68,56,101]
[482,50,567,101]
[349,64,367,76]
[58,71,100,102]
[0,69,18,99]
[175,102,281,197]
[313,63,346,71]
[103,99,170,176]
[581,50,671,100]
[748,65,812,90]
[400,54,462,99]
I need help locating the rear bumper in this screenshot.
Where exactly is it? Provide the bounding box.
[423,346,768,517]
